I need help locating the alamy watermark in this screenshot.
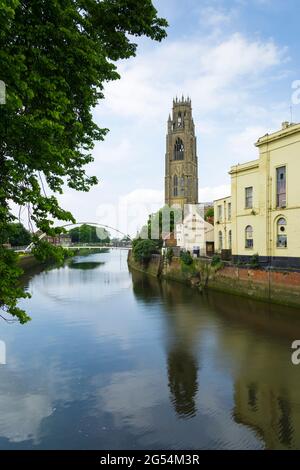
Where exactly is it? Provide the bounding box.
[0,340,6,365]
[291,80,300,106]
[0,80,6,105]
[95,202,205,241]
[291,340,300,365]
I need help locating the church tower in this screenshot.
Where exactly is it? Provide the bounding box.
[165,97,198,208]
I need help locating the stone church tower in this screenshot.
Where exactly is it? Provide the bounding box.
[165,97,198,207]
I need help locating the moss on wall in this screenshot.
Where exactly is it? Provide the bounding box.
[128,251,300,309]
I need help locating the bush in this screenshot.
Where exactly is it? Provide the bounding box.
[166,247,174,264]
[132,239,157,265]
[250,253,260,268]
[180,250,193,266]
[32,240,71,265]
[6,223,32,246]
[211,254,221,267]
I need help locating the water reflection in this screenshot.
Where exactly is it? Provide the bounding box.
[131,269,300,449]
[68,261,105,270]
[1,251,300,449]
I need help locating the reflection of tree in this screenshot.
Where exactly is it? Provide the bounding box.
[131,269,200,419]
[68,261,104,270]
[130,268,164,304]
[131,268,300,441]
[168,347,198,418]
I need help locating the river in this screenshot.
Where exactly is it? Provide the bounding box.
[1,249,300,449]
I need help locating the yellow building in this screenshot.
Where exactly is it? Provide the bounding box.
[214,196,232,253]
[214,122,300,268]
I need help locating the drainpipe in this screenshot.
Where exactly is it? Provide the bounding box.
[266,140,272,267]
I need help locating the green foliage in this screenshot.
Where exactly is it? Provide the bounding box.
[180,250,193,266]
[132,239,157,265]
[166,247,174,264]
[32,240,72,265]
[211,254,221,267]
[69,225,110,244]
[250,253,260,268]
[0,0,167,322]
[141,205,182,242]
[0,246,31,323]
[6,223,32,246]
[204,207,214,221]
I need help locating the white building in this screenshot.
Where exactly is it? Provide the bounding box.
[175,204,214,256]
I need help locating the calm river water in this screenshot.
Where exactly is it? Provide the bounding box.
[1,249,300,449]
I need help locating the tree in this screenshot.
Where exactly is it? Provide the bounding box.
[204,207,214,222]
[132,239,157,265]
[0,0,167,322]
[6,222,32,246]
[69,225,110,243]
[140,205,182,243]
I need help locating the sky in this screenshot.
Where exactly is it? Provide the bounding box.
[19,0,300,237]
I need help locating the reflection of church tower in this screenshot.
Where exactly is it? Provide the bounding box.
[165,97,198,208]
[168,346,198,418]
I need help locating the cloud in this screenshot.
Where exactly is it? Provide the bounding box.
[198,5,236,28]
[102,33,286,121]
[92,137,133,164]
[199,184,231,202]
[95,189,164,237]
[227,126,267,162]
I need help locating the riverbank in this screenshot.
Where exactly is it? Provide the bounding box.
[128,251,300,309]
[17,247,110,272]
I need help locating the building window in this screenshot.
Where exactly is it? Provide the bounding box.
[277,217,287,248]
[180,176,185,195]
[217,205,222,222]
[218,231,223,251]
[173,175,178,196]
[229,230,232,250]
[276,166,286,208]
[177,112,182,128]
[174,138,184,160]
[245,225,253,249]
[245,187,253,209]
[228,203,231,221]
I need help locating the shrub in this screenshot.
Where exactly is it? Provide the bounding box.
[32,240,71,265]
[132,239,157,265]
[211,254,221,267]
[166,247,174,264]
[250,253,260,268]
[180,250,193,266]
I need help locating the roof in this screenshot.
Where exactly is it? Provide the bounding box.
[255,122,300,147]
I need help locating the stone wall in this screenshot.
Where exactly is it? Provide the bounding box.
[210,266,300,308]
[128,251,300,308]
[127,251,162,278]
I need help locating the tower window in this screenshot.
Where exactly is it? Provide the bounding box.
[180,176,185,195]
[245,225,253,249]
[277,217,287,248]
[177,112,182,128]
[276,166,286,208]
[229,230,232,250]
[173,175,178,197]
[174,138,184,160]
